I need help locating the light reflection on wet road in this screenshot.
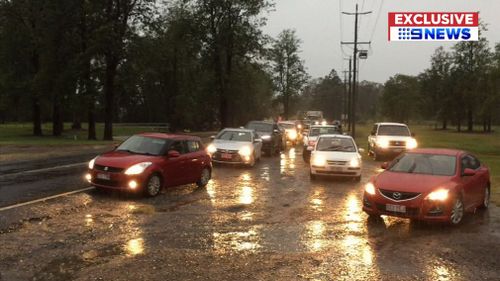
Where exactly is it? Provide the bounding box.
[0,146,499,280]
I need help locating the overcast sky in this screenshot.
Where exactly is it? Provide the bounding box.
[263,0,500,83]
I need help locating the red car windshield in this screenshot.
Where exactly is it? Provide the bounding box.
[116,135,168,156]
[389,153,456,176]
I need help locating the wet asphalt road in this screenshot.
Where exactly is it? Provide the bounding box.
[0,147,499,281]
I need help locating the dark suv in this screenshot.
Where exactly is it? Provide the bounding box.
[245,121,284,156]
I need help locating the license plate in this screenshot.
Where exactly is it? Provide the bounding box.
[329,166,342,171]
[221,153,232,159]
[97,173,110,180]
[386,204,406,213]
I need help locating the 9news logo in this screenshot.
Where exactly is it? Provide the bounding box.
[388,12,479,42]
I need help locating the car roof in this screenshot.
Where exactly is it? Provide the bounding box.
[317,134,352,139]
[406,148,465,156]
[138,132,200,141]
[375,122,408,126]
[221,128,254,133]
[310,125,338,128]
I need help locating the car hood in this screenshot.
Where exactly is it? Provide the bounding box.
[374,171,453,193]
[95,151,158,169]
[213,140,252,151]
[312,151,360,161]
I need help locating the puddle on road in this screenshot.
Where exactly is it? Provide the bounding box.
[280,148,296,176]
[212,226,262,253]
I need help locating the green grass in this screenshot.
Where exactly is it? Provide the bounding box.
[353,124,500,205]
[0,122,180,145]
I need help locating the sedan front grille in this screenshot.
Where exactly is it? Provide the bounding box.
[94,164,124,173]
[379,189,421,201]
[389,140,406,147]
[327,160,347,166]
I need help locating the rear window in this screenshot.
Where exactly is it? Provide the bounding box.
[389,153,456,176]
[246,122,273,132]
[378,125,410,136]
[309,127,340,136]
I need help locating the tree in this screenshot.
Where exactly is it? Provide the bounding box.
[270,29,308,119]
[381,74,419,123]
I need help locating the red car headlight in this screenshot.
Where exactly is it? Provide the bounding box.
[365,182,376,195]
[426,189,449,201]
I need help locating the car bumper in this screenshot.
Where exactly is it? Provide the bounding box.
[373,146,406,156]
[310,165,361,177]
[87,169,146,191]
[211,153,252,165]
[362,192,453,222]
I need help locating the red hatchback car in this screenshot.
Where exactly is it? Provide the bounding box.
[86,133,212,196]
[363,149,490,225]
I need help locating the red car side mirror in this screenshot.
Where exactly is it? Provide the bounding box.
[381,162,388,169]
[167,150,180,158]
[462,168,476,176]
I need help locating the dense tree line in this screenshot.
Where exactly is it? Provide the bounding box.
[1,0,305,139]
[381,30,500,132]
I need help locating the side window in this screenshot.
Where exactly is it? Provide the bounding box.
[170,141,187,154]
[469,155,480,170]
[187,140,200,153]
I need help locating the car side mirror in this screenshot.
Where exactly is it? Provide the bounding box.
[370,131,375,136]
[381,162,388,169]
[462,168,476,176]
[358,148,365,153]
[254,138,262,143]
[167,150,180,158]
[273,129,279,134]
[210,135,215,141]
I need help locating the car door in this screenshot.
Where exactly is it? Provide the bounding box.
[467,154,489,204]
[459,154,483,208]
[164,140,189,186]
[186,140,204,183]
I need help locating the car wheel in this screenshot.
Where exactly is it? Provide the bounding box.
[197,167,211,187]
[450,195,464,225]
[479,185,490,209]
[144,174,162,197]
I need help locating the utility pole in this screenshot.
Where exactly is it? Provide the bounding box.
[342,3,371,138]
[342,57,352,131]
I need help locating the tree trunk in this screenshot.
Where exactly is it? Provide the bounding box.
[467,108,473,132]
[442,118,447,130]
[52,101,63,136]
[103,54,118,140]
[457,117,461,132]
[32,97,42,136]
[87,101,96,140]
[487,115,491,133]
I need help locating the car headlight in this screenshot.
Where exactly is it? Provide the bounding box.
[207,144,217,154]
[406,138,418,149]
[238,146,252,157]
[88,157,96,169]
[321,120,327,126]
[365,182,376,195]
[261,135,271,140]
[297,124,302,129]
[426,189,449,201]
[124,162,152,175]
[349,157,360,167]
[376,139,389,149]
[311,155,326,167]
[287,129,297,140]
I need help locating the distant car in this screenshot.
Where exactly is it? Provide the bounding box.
[302,125,341,163]
[86,133,212,197]
[206,128,262,167]
[362,149,491,225]
[278,121,300,146]
[309,134,363,181]
[368,122,417,160]
[245,121,284,156]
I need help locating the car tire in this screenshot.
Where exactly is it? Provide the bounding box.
[196,167,211,187]
[479,185,490,209]
[144,174,162,197]
[450,195,464,225]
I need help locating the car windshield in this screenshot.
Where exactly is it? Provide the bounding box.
[309,127,339,136]
[246,122,273,132]
[389,153,456,176]
[316,137,356,152]
[378,125,410,136]
[217,130,252,142]
[279,123,295,129]
[116,135,168,156]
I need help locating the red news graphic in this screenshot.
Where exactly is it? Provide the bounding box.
[388,12,479,42]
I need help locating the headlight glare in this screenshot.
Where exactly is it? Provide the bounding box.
[238,146,252,157]
[406,138,418,149]
[377,139,389,149]
[124,162,152,175]
[311,155,326,167]
[365,182,376,195]
[426,189,449,201]
[88,158,96,169]
[207,144,217,154]
[349,157,360,167]
[261,135,271,140]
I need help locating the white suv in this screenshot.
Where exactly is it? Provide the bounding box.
[367,122,417,160]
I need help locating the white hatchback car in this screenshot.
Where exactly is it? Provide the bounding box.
[310,134,363,181]
[207,128,262,167]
